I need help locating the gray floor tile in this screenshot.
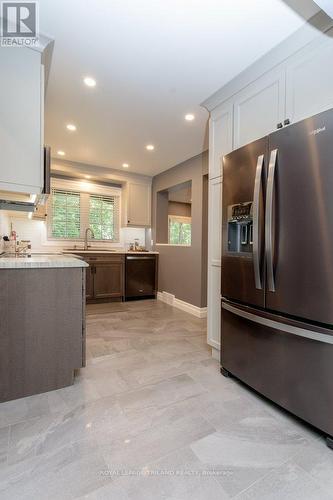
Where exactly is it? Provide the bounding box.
[0,299,329,500]
[235,463,333,499]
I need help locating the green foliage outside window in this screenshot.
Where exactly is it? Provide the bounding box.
[51,190,80,239]
[169,217,191,245]
[89,195,115,240]
[50,189,119,241]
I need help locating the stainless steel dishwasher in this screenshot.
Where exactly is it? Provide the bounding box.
[125,254,158,300]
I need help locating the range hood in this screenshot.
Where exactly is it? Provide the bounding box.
[0,191,45,212]
[0,146,50,213]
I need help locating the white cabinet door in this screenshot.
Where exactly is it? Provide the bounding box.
[209,101,233,179]
[0,48,43,194]
[234,67,286,149]
[207,264,221,351]
[126,182,151,227]
[207,177,222,351]
[208,177,222,266]
[286,28,333,125]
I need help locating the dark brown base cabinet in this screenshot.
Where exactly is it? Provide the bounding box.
[82,254,124,303]
[75,253,158,303]
[125,255,158,300]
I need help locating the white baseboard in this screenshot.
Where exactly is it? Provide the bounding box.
[157,291,207,319]
[211,347,220,361]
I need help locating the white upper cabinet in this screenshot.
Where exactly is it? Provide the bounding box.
[233,67,286,149]
[123,182,151,227]
[286,28,333,125]
[0,47,44,194]
[209,101,233,179]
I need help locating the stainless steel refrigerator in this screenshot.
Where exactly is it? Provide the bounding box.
[221,108,333,448]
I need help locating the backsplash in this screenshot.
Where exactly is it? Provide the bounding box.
[0,212,10,252]
[4,215,147,252]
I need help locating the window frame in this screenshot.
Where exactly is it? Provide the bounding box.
[48,189,81,240]
[47,179,121,243]
[89,194,119,242]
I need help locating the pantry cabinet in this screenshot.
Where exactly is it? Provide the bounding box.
[207,177,222,351]
[203,14,333,356]
[208,177,222,267]
[0,47,45,194]
[207,264,222,351]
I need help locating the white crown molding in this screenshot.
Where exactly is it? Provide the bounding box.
[201,10,333,112]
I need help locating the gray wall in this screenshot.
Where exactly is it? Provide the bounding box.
[152,151,208,308]
[168,202,191,218]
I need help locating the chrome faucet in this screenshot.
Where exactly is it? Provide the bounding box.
[84,227,95,250]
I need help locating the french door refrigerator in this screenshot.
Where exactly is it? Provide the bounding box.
[221,108,333,448]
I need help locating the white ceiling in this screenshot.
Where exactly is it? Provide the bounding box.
[40,0,319,177]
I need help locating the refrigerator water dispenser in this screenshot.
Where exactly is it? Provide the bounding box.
[227,202,253,253]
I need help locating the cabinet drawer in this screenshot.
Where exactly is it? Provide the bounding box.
[78,254,125,263]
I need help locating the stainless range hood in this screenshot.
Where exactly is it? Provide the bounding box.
[0,193,38,212]
[0,146,51,213]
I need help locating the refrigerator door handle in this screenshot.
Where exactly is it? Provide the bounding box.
[266,149,278,292]
[253,154,264,289]
[222,302,333,345]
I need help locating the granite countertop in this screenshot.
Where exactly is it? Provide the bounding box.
[0,254,89,269]
[62,250,159,255]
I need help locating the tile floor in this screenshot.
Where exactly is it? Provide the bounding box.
[0,299,332,499]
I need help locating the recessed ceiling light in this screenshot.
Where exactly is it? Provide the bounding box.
[122,163,129,168]
[185,113,195,121]
[57,150,65,156]
[85,175,91,179]
[66,124,77,132]
[146,144,155,151]
[83,76,96,87]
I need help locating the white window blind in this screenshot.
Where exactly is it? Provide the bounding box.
[49,189,81,239]
[88,194,119,241]
[47,187,120,242]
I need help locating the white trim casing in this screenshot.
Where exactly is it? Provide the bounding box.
[157,291,207,319]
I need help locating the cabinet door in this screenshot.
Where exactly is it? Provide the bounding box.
[208,177,222,267]
[286,28,333,125]
[85,266,94,301]
[0,48,43,194]
[127,183,151,226]
[207,264,221,351]
[234,67,286,149]
[209,101,233,179]
[94,262,124,299]
[207,177,222,351]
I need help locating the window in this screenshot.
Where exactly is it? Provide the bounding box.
[89,195,118,241]
[169,216,192,245]
[50,189,81,239]
[48,187,120,242]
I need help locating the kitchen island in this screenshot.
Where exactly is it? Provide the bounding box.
[0,254,88,403]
